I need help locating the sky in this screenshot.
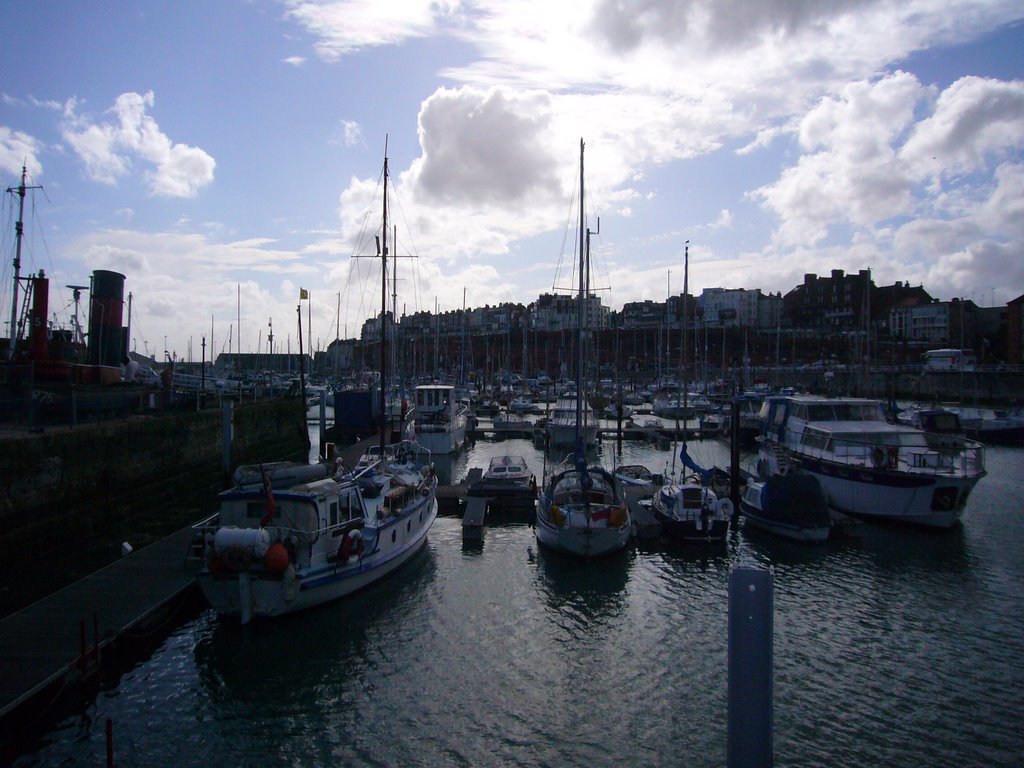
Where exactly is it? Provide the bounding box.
[2,0,1023,363]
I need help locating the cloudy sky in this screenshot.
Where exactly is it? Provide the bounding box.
[2,1,1023,361]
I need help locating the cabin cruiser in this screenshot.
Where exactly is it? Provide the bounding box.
[757,395,986,528]
[412,384,468,455]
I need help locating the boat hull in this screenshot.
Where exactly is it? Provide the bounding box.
[739,501,830,542]
[413,423,466,454]
[534,511,630,557]
[796,457,981,528]
[654,513,729,544]
[546,421,597,449]
[198,500,437,621]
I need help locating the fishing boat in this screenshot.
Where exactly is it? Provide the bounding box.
[533,140,631,557]
[194,142,439,623]
[411,383,468,454]
[757,395,986,528]
[739,473,831,543]
[193,455,437,624]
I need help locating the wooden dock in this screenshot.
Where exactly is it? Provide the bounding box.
[0,526,200,724]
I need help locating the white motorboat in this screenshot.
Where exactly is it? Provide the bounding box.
[757,395,986,528]
[412,383,468,455]
[482,454,533,487]
[545,391,598,449]
[194,456,437,624]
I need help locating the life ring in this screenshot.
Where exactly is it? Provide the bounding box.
[872,447,887,468]
[340,529,364,561]
[717,498,735,517]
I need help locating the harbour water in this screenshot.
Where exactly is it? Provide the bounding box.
[11,428,1024,767]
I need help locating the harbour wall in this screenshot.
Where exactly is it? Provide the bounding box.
[0,397,309,617]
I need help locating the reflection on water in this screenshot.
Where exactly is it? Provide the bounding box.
[12,443,1024,767]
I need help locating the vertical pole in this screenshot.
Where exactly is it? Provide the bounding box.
[222,399,234,485]
[728,567,773,768]
[730,397,741,506]
[319,397,327,461]
[106,718,114,768]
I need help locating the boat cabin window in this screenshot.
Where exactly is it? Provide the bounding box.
[797,401,886,423]
[802,428,830,450]
[329,500,339,526]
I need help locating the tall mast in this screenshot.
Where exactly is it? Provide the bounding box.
[575,139,585,450]
[6,166,42,360]
[380,141,389,452]
[682,241,690,451]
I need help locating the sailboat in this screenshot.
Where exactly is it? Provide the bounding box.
[194,141,438,624]
[650,243,732,544]
[533,140,631,557]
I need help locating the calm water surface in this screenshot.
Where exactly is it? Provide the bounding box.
[14,432,1024,767]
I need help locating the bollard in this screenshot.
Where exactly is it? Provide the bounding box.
[727,566,773,768]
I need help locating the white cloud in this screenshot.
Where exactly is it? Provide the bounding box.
[333,119,363,148]
[62,91,216,197]
[285,0,458,60]
[0,126,43,178]
[283,55,306,66]
[900,76,1024,180]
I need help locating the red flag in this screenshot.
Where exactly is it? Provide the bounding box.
[259,463,276,527]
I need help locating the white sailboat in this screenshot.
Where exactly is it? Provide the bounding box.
[533,140,631,557]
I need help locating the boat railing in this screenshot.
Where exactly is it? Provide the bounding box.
[793,433,985,476]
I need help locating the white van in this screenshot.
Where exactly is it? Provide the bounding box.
[922,349,976,371]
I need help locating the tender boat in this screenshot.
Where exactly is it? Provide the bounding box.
[614,463,658,490]
[739,473,831,543]
[412,383,468,455]
[757,395,986,528]
[194,456,437,624]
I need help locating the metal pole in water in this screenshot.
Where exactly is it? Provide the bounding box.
[727,566,773,768]
[730,397,741,506]
[319,397,327,461]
